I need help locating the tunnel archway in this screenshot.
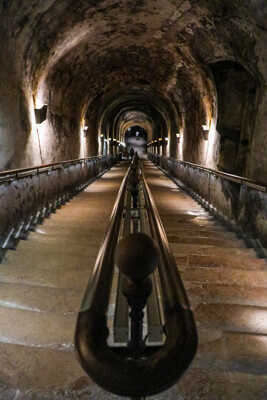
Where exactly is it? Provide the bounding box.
[124,125,148,157]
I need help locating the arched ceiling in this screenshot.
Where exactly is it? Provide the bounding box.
[1,0,266,142]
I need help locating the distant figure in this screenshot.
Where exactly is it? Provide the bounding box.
[129,148,134,159]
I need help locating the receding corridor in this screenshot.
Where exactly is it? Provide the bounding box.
[1,1,267,398]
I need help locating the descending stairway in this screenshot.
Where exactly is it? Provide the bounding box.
[144,161,267,400]
[1,159,267,399]
[0,163,127,399]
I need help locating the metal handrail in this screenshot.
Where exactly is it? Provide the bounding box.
[152,154,266,192]
[0,156,103,181]
[75,162,197,398]
[78,164,131,314]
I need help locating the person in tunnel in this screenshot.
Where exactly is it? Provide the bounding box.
[129,147,135,159]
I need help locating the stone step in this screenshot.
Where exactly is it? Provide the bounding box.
[0,263,92,289]
[24,230,105,247]
[186,283,267,308]
[0,307,75,349]
[195,303,267,335]
[165,226,236,236]
[0,341,87,390]
[3,248,97,270]
[177,367,267,400]
[0,283,82,313]
[195,332,267,375]
[175,254,266,271]
[171,242,256,256]
[168,234,246,248]
[181,266,267,288]
[14,235,102,257]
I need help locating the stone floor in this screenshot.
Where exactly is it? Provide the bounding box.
[143,161,267,400]
[0,163,128,399]
[0,161,267,399]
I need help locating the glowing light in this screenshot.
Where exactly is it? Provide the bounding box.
[165,137,168,141]
[202,124,209,131]
[205,118,218,168]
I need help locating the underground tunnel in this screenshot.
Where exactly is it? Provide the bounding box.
[0,1,267,399]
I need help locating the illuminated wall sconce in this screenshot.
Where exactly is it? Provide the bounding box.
[34,105,47,124]
[83,126,88,137]
[202,123,210,140]
[176,133,181,142]
[165,137,169,142]
[100,134,104,138]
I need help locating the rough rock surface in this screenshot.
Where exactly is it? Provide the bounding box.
[0,0,266,182]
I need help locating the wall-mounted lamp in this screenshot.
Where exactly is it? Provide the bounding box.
[100,134,104,138]
[165,137,169,142]
[34,105,47,125]
[83,126,88,137]
[176,133,181,143]
[202,124,210,140]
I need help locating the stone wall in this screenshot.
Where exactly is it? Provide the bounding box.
[0,156,115,252]
[152,154,267,248]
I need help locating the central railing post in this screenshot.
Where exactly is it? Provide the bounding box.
[115,232,159,398]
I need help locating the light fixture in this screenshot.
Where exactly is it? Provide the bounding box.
[202,124,210,140]
[165,137,168,142]
[34,105,48,124]
[100,134,104,138]
[84,126,88,131]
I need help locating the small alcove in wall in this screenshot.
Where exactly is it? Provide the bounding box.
[210,60,258,176]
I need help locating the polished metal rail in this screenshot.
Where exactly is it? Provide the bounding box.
[150,153,266,192]
[75,161,197,398]
[149,153,267,255]
[0,155,116,259]
[0,156,105,183]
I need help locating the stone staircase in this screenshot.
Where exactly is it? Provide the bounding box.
[0,164,127,399]
[0,159,266,399]
[144,161,267,400]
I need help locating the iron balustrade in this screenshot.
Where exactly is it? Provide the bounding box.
[149,153,266,192]
[0,155,116,260]
[75,159,197,398]
[149,153,267,254]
